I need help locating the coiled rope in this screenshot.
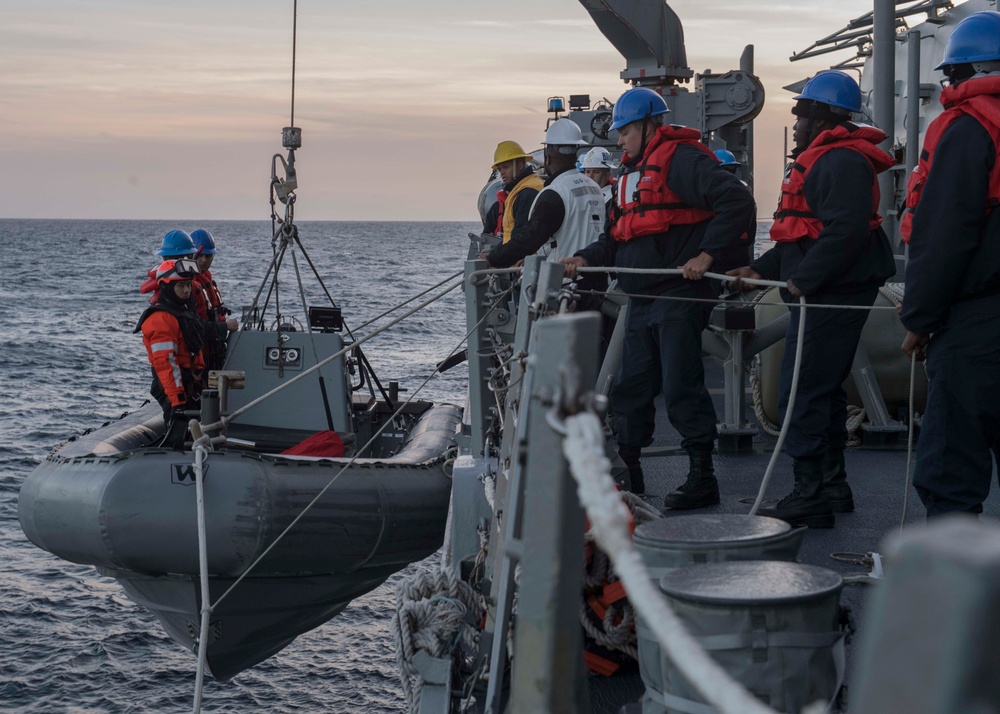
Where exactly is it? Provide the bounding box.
[580,491,662,662]
[392,567,485,714]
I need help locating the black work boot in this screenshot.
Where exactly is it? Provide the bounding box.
[758,457,835,528]
[618,444,645,495]
[663,449,719,510]
[822,448,854,513]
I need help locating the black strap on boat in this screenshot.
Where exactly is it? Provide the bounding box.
[318,375,335,431]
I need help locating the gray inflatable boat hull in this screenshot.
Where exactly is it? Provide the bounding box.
[19,402,461,679]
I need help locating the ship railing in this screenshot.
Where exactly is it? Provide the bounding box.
[466,260,911,521]
[431,258,916,714]
[450,276,794,713]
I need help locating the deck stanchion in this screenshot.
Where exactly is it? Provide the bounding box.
[507,310,601,714]
[465,259,492,457]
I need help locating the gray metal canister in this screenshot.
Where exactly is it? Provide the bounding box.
[633,514,806,708]
[651,561,845,714]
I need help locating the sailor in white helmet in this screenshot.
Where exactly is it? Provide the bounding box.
[483,118,605,269]
[579,146,617,205]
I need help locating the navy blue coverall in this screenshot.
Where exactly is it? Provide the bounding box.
[751,148,895,459]
[576,144,755,451]
[902,113,1000,517]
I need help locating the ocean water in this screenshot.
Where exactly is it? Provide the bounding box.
[0,219,477,713]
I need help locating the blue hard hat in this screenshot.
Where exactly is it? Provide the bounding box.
[713,149,739,167]
[793,70,862,113]
[190,228,217,255]
[936,11,1000,70]
[157,229,195,257]
[610,87,669,131]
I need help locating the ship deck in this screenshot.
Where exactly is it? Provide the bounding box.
[591,354,1000,713]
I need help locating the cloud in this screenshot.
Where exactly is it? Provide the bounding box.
[0,0,924,219]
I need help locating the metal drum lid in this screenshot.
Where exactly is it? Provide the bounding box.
[633,514,790,547]
[659,561,844,606]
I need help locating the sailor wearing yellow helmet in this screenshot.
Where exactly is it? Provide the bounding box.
[484,118,604,269]
[482,140,543,244]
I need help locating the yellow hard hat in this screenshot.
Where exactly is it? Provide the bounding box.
[492,140,532,169]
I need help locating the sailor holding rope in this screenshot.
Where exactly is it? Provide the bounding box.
[901,11,1000,519]
[728,71,896,528]
[562,87,755,503]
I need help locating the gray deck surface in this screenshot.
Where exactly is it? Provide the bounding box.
[588,356,1000,713]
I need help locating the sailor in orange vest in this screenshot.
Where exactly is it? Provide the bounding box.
[561,87,755,501]
[135,259,206,426]
[481,141,543,243]
[901,11,1000,518]
[728,71,895,527]
[189,228,238,373]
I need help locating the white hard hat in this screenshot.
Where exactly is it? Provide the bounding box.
[543,118,589,146]
[580,147,615,170]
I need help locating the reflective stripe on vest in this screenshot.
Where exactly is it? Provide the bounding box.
[611,125,716,242]
[530,171,605,262]
[770,123,894,243]
[900,75,1000,243]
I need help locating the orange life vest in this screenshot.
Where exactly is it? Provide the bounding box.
[611,125,717,242]
[193,270,226,322]
[899,75,1000,243]
[493,190,507,235]
[770,123,894,243]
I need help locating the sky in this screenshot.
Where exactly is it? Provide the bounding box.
[0,0,931,222]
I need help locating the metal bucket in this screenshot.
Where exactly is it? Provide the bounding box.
[649,561,845,714]
[633,514,806,581]
[633,514,806,707]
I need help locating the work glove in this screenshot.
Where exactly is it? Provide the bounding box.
[160,402,190,450]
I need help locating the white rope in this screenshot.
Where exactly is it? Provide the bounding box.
[902,351,917,537]
[562,411,780,714]
[190,437,213,714]
[749,296,807,515]
[845,405,867,448]
[580,601,638,659]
